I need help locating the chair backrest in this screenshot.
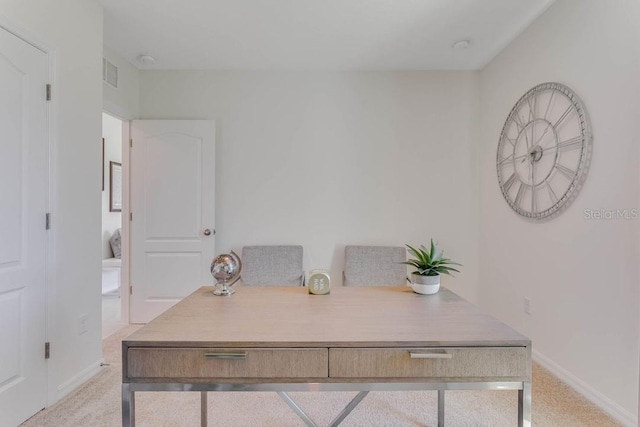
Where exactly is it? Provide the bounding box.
[343,245,407,286]
[241,245,304,286]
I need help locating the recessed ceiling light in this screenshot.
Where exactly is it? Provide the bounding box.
[452,40,471,50]
[137,54,156,65]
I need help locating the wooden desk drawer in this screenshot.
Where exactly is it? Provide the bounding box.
[329,347,528,379]
[127,348,328,379]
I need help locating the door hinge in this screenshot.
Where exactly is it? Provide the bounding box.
[45,342,50,359]
[45,213,51,230]
[46,84,51,101]
[129,212,133,221]
[129,285,133,295]
[129,139,133,148]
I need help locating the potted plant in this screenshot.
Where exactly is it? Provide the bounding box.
[403,239,461,294]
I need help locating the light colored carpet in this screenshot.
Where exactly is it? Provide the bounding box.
[22,325,621,426]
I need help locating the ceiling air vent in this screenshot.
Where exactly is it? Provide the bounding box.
[102,58,118,89]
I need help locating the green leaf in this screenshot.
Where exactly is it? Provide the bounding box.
[405,240,462,278]
[405,244,422,261]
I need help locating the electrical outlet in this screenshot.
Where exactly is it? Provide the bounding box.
[79,314,89,334]
[523,297,531,315]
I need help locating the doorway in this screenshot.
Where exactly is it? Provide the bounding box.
[102,112,125,338]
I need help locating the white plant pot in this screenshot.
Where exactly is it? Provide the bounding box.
[411,274,440,295]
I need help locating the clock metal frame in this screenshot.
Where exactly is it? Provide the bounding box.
[496,82,592,220]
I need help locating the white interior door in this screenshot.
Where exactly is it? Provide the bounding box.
[130,120,215,323]
[0,27,49,426]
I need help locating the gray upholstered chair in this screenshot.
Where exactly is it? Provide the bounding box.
[343,245,407,286]
[241,245,304,286]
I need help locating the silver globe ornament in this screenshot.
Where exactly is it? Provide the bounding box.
[210,250,242,296]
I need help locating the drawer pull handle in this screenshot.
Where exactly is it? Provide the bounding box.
[204,352,247,359]
[409,352,452,359]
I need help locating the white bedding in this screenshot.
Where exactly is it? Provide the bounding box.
[102,257,121,296]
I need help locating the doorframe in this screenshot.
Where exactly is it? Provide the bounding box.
[121,119,131,325]
[0,15,57,406]
[101,108,132,326]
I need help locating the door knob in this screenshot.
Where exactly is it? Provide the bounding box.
[204,229,213,236]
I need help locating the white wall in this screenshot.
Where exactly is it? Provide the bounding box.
[0,0,104,404]
[102,112,122,258]
[139,71,481,302]
[103,44,139,119]
[479,0,640,424]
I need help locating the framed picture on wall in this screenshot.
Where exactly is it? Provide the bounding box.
[110,161,122,212]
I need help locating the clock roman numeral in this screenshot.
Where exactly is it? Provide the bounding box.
[512,113,526,132]
[528,99,536,148]
[544,179,559,204]
[514,183,526,207]
[553,104,574,130]
[499,153,514,166]
[527,96,536,122]
[543,91,555,121]
[555,163,577,180]
[503,172,518,192]
[556,136,583,152]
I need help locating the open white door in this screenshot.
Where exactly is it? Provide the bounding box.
[0,27,49,426]
[130,120,215,323]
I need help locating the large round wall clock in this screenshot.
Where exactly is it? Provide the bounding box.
[496,82,592,220]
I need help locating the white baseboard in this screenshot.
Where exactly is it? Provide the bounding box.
[55,357,105,401]
[533,350,637,427]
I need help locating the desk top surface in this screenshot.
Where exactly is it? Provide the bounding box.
[124,285,529,348]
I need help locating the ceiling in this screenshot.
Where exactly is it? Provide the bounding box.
[99,0,556,70]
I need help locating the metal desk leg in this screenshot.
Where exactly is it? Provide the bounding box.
[201,391,207,427]
[437,390,445,427]
[329,391,369,427]
[277,392,318,427]
[122,383,135,427]
[518,381,532,427]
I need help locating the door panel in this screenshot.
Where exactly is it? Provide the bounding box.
[0,291,21,385]
[144,133,202,239]
[0,27,49,426]
[145,252,203,298]
[0,49,22,266]
[130,120,215,323]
